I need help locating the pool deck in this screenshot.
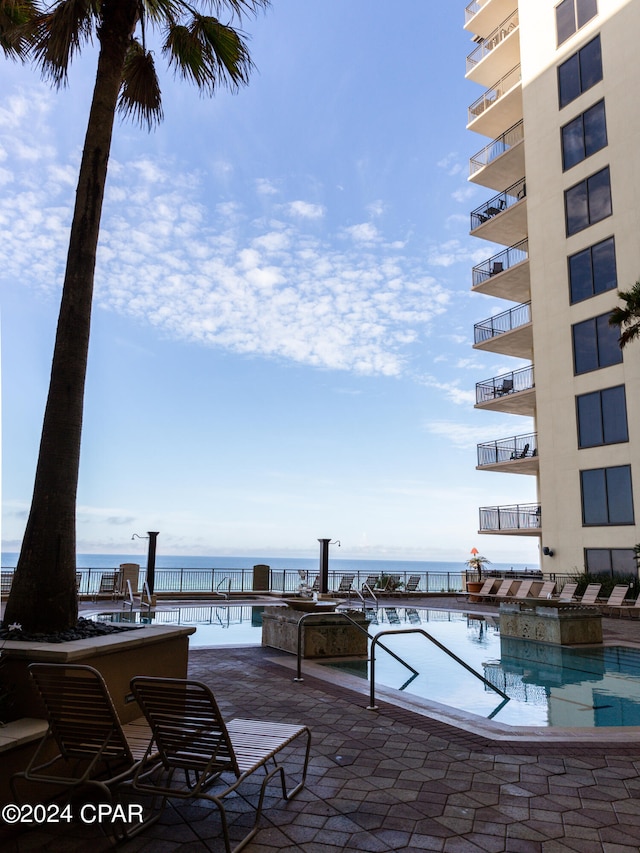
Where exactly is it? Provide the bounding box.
[3,594,640,851]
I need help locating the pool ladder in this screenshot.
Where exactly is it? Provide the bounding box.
[293,612,509,714]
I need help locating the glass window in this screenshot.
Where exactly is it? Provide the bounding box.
[557,0,598,46]
[558,35,602,108]
[562,100,607,170]
[585,548,636,575]
[565,166,611,236]
[577,0,598,28]
[581,465,634,525]
[573,311,623,374]
[568,236,617,304]
[577,385,628,447]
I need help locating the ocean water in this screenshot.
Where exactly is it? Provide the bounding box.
[2,552,538,574]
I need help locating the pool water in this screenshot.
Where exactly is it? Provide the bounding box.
[93,605,640,728]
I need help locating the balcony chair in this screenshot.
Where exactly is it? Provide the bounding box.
[11,664,157,840]
[558,582,578,602]
[536,580,556,599]
[334,574,355,596]
[483,578,516,601]
[489,261,504,276]
[93,571,121,601]
[602,584,631,615]
[495,378,514,396]
[130,676,311,853]
[405,575,422,593]
[578,583,602,605]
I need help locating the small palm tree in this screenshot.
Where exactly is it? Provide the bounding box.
[609,279,640,348]
[3,0,270,633]
[465,548,491,580]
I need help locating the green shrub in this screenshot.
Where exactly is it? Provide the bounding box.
[571,571,639,600]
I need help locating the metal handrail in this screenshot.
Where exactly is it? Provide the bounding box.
[214,577,230,600]
[367,628,509,712]
[468,64,521,123]
[293,611,417,683]
[474,302,531,344]
[466,10,519,74]
[472,238,528,287]
[477,432,538,466]
[470,120,524,177]
[470,177,526,231]
[476,364,535,405]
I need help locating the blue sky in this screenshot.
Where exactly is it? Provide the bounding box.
[0,0,538,564]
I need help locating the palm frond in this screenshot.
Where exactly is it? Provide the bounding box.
[31,0,99,86]
[164,13,253,93]
[204,0,270,22]
[609,280,640,348]
[0,0,39,59]
[117,37,163,129]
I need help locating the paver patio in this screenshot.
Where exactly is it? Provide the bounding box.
[2,598,640,852]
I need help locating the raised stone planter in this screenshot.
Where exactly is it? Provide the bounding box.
[2,624,196,724]
[499,601,602,645]
[262,606,368,658]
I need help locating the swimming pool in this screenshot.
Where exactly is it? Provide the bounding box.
[93,604,640,728]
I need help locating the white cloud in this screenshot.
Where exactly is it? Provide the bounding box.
[342,222,380,244]
[256,177,278,195]
[0,88,453,380]
[287,200,325,219]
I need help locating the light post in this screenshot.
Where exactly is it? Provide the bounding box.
[132,531,159,596]
[317,538,340,594]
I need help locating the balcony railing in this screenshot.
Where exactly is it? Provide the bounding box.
[466,10,519,74]
[472,239,528,287]
[465,0,485,24]
[470,177,526,231]
[479,503,541,532]
[469,120,524,177]
[474,301,531,345]
[468,64,521,124]
[476,364,534,405]
[477,432,538,467]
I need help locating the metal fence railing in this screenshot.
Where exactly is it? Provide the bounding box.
[1,567,470,598]
[476,364,535,405]
[477,433,538,467]
[474,302,531,345]
[470,120,524,177]
[470,177,526,231]
[472,239,528,287]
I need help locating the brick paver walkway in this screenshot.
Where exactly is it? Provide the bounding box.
[3,600,640,852]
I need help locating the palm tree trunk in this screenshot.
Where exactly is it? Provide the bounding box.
[4,2,138,632]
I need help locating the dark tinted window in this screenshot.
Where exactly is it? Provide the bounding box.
[581,466,634,525]
[558,35,603,108]
[585,548,635,574]
[565,166,611,236]
[568,237,617,304]
[577,385,628,447]
[562,100,607,170]
[573,311,622,374]
[557,0,598,46]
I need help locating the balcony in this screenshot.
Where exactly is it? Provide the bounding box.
[475,365,535,415]
[479,503,541,536]
[466,10,520,88]
[473,302,532,358]
[470,178,527,246]
[469,120,524,191]
[465,0,517,38]
[472,240,529,302]
[477,432,538,474]
[468,64,522,138]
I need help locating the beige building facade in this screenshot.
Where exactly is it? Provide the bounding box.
[465,0,640,576]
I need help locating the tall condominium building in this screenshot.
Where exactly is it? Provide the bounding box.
[465,0,639,577]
